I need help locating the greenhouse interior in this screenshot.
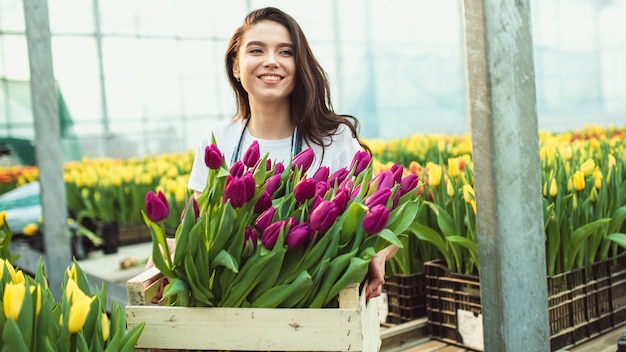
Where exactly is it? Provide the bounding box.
[1,0,626,351]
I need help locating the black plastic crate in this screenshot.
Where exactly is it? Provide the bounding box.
[384,272,427,324]
[426,251,626,352]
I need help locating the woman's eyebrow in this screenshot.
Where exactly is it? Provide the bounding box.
[245,41,293,48]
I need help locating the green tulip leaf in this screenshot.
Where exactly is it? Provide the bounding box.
[447,235,479,273]
[376,228,404,249]
[408,222,454,272]
[606,233,626,249]
[386,199,421,235]
[1,318,29,352]
[608,205,626,234]
[213,249,239,273]
[565,218,611,271]
[424,201,457,238]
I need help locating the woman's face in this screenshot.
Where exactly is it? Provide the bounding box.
[233,20,296,105]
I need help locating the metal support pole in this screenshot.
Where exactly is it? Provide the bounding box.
[23,0,71,299]
[463,1,550,351]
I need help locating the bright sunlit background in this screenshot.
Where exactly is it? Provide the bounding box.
[1,0,625,161]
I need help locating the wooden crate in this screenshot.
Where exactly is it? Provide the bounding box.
[126,267,381,351]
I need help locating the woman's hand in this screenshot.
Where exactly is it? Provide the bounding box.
[366,245,398,299]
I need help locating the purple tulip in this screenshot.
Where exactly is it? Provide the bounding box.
[331,188,350,214]
[274,162,285,175]
[294,178,317,204]
[242,226,258,257]
[223,173,255,208]
[145,190,170,222]
[263,174,282,196]
[204,144,223,169]
[340,178,354,192]
[350,150,371,176]
[392,189,401,209]
[309,200,339,236]
[266,159,273,171]
[372,170,395,191]
[292,148,315,173]
[312,166,330,183]
[329,168,349,186]
[286,223,310,249]
[315,181,330,198]
[350,183,362,199]
[179,196,200,222]
[390,163,404,184]
[230,160,245,177]
[243,140,260,168]
[401,174,419,195]
[254,191,272,213]
[254,207,276,232]
[362,204,389,234]
[261,221,283,249]
[365,188,392,209]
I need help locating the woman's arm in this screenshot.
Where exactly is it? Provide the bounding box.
[366,245,399,299]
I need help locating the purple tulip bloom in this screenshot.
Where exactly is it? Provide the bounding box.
[261,221,283,249]
[309,200,339,236]
[390,163,404,184]
[362,204,389,234]
[254,191,272,213]
[145,190,170,222]
[263,174,282,196]
[274,161,285,175]
[230,160,245,178]
[204,144,223,170]
[254,207,276,233]
[292,148,315,173]
[286,223,310,249]
[401,174,419,195]
[315,181,330,198]
[294,178,317,204]
[179,196,200,222]
[350,150,371,176]
[242,226,258,257]
[243,140,260,168]
[331,188,350,214]
[223,173,255,208]
[329,168,349,186]
[365,188,392,209]
[312,166,330,183]
[372,170,395,191]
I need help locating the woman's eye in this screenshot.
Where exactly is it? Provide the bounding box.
[280,49,293,56]
[249,48,263,54]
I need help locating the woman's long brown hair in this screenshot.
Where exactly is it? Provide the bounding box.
[224,7,370,158]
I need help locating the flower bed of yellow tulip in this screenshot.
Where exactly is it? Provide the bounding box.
[0,211,144,350]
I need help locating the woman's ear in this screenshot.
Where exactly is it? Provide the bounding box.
[233,62,240,80]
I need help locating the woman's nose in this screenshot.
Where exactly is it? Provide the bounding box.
[264,54,279,68]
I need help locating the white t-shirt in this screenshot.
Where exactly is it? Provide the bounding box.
[188,118,362,192]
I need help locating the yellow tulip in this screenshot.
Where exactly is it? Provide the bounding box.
[426,163,442,187]
[66,264,78,282]
[549,178,558,197]
[65,278,89,303]
[0,210,6,228]
[470,200,477,214]
[463,184,475,203]
[590,188,597,203]
[572,171,585,191]
[13,269,25,284]
[593,170,603,189]
[3,282,26,321]
[579,159,596,176]
[446,178,455,197]
[22,223,39,236]
[447,158,460,178]
[572,193,577,210]
[101,312,110,341]
[68,296,94,333]
[30,285,42,318]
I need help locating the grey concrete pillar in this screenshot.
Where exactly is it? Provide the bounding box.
[463,1,550,351]
[23,0,72,299]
